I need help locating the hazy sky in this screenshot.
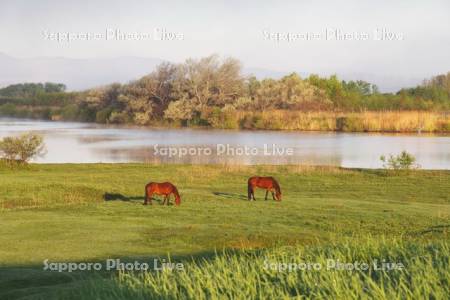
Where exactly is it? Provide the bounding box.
[1,0,449,79]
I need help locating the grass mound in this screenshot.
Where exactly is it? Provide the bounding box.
[67,238,450,299]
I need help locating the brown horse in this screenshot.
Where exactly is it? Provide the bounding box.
[248,176,282,201]
[144,182,181,206]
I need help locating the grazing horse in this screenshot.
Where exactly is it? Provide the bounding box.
[248,176,282,201]
[144,182,181,206]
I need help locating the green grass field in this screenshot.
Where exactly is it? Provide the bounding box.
[0,164,449,299]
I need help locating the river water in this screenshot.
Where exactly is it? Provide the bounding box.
[1,118,449,169]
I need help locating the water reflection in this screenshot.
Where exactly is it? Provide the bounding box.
[0,118,449,169]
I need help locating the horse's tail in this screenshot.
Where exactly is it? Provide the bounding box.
[247,178,253,200]
[144,182,152,203]
[144,183,149,202]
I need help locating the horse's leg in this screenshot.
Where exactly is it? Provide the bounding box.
[166,194,171,206]
[265,190,268,201]
[271,191,276,201]
[252,188,256,201]
[144,187,148,205]
[162,195,167,205]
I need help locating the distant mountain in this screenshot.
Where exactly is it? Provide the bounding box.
[0,52,422,92]
[0,53,294,91]
[243,67,290,79]
[0,52,164,91]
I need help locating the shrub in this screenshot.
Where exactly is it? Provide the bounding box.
[96,107,113,123]
[204,106,238,129]
[164,99,195,123]
[0,103,17,116]
[77,108,97,122]
[380,151,419,170]
[108,111,130,124]
[0,133,46,164]
[61,104,80,120]
[221,105,239,129]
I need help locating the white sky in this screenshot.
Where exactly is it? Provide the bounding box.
[1,0,449,78]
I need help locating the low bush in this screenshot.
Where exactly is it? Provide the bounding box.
[380,151,420,170]
[0,132,46,164]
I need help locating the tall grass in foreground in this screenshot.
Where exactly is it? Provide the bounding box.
[67,238,449,300]
[235,110,450,132]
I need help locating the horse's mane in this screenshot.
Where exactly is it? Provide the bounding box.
[172,185,180,196]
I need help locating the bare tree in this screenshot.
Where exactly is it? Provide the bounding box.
[173,55,244,111]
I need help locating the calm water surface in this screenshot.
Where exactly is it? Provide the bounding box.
[1,118,449,169]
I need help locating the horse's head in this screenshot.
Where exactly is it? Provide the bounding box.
[275,190,282,201]
[273,182,282,201]
[175,195,181,206]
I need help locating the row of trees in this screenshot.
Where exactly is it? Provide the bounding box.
[0,82,66,97]
[74,56,248,125]
[1,55,449,126]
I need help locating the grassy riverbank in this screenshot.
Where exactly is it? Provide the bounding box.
[234,110,450,132]
[0,164,449,299]
[2,110,450,133]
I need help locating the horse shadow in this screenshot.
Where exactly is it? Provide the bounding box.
[103,193,142,202]
[103,193,171,205]
[212,192,248,201]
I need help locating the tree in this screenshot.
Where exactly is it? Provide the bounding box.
[0,82,66,97]
[44,82,66,93]
[247,73,331,110]
[164,99,195,123]
[424,72,450,94]
[117,86,153,125]
[252,78,280,110]
[81,83,121,110]
[307,74,347,108]
[115,63,178,125]
[278,73,331,109]
[173,55,243,111]
[148,62,178,111]
[343,80,378,96]
[0,133,46,164]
